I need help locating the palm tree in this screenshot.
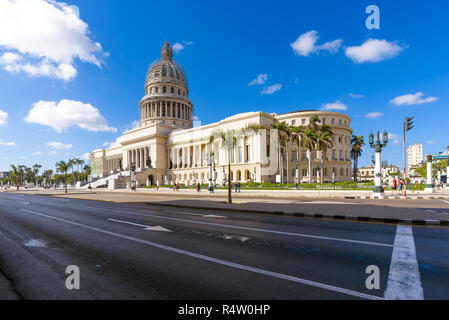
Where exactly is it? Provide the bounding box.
[290,125,305,183]
[10,164,19,190]
[351,135,365,182]
[300,129,318,183]
[270,121,291,184]
[32,163,42,186]
[308,115,321,132]
[209,123,262,204]
[315,124,334,182]
[17,165,26,187]
[55,161,72,193]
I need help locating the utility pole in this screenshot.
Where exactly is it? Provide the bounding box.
[403,117,414,196]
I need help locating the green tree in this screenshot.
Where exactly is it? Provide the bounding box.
[209,123,262,204]
[315,124,334,182]
[10,165,19,190]
[32,163,42,186]
[270,121,291,183]
[351,135,365,182]
[55,161,72,193]
[300,129,318,183]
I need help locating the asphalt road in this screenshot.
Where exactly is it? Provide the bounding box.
[0,192,448,300]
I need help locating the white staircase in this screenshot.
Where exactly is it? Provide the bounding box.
[80,171,131,189]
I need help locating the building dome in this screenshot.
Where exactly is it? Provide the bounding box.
[145,42,188,91]
[139,42,193,129]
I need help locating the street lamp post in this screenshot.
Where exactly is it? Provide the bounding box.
[382,161,388,185]
[130,162,136,191]
[88,167,92,190]
[425,155,434,193]
[295,161,299,189]
[222,166,226,187]
[213,161,217,187]
[369,131,389,198]
[208,153,215,193]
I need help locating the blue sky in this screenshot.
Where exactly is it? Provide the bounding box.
[0,0,448,172]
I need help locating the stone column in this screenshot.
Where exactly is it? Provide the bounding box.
[192,144,197,167]
[425,155,434,193]
[187,146,191,168]
[371,150,385,198]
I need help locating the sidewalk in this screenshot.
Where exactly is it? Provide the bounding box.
[7,187,449,200]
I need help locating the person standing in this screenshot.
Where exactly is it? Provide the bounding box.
[392,177,398,194]
[197,182,201,192]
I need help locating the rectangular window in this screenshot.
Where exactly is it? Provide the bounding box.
[246,145,251,162]
[292,120,296,125]
[266,143,270,158]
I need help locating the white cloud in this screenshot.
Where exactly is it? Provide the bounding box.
[46,141,72,150]
[0,138,15,146]
[320,100,348,111]
[172,42,184,54]
[349,93,364,98]
[261,84,282,95]
[25,99,117,133]
[388,133,400,144]
[345,39,404,64]
[427,140,438,145]
[82,152,91,160]
[32,151,43,155]
[49,150,58,155]
[291,31,342,57]
[390,92,438,106]
[365,112,383,119]
[249,74,268,86]
[0,0,106,81]
[0,109,8,126]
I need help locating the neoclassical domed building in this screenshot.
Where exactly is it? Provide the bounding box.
[90,42,353,187]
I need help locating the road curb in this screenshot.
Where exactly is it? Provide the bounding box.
[145,202,449,227]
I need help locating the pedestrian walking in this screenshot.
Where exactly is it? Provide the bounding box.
[197,182,201,192]
[238,182,241,193]
[234,182,238,193]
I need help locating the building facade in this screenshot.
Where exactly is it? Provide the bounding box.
[408,143,423,172]
[358,165,399,184]
[90,42,353,187]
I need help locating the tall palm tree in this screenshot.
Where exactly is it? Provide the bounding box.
[32,163,42,186]
[315,124,334,182]
[209,123,262,204]
[83,164,91,182]
[10,164,19,190]
[17,165,26,187]
[290,125,305,183]
[308,115,321,132]
[270,121,291,183]
[351,135,365,182]
[55,161,71,193]
[300,129,318,183]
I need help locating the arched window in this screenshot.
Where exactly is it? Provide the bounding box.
[155,87,159,93]
[170,87,174,94]
[163,86,167,93]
